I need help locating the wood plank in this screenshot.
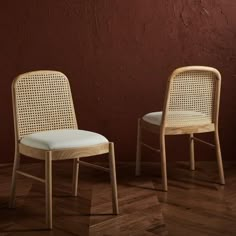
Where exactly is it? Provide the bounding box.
[0,161,236,235]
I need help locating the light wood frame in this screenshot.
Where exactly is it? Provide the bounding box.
[9,71,119,229]
[136,66,225,191]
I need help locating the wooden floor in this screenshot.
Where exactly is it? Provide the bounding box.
[0,161,236,236]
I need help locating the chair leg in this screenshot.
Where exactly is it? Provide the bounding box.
[214,130,225,185]
[109,142,119,215]
[9,149,20,208]
[160,132,168,191]
[135,118,142,176]
[190,133,195,171]
[72,159,79,197]
[45,152,53,229]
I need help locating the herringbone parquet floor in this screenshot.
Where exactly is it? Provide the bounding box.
[0,161,236,236]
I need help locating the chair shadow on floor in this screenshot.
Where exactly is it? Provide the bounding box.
[122,162,224,193]
[0,164,115,236]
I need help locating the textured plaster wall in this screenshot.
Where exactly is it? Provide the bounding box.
[1,1,236,163]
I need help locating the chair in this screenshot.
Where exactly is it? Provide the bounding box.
[135,66,225,191]
[9,70,119,229]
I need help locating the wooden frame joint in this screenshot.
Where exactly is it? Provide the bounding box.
[141,142,160,153]
[78,160,109,172]
[191,137,215,148]
[16,170,45,183]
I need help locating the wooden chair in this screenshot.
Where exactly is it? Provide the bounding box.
[135,66,225,191]
[9,70,119,229]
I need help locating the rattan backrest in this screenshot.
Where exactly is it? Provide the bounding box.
[162,66,221,128]
[12,71,78,140]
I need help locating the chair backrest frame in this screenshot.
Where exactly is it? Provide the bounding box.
[12,70,78,142]
[161,66,221,129]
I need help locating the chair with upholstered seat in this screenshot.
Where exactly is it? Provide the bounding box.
[135,66,225,191]
[9,70,119,229]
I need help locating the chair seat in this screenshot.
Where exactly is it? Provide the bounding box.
[142,112,163,125]
[143,111,211,127]
[20,129,109,150]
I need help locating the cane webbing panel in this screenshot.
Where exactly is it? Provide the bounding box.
[165,70,216,127]
[13,71,77,139]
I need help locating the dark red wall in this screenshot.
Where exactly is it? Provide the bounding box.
[1,1,236,163]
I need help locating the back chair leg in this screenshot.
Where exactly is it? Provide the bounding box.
[45,152,53,229]
[214,130,225,185]
[72,159,79,196]
[9,149,20,208]
[190,133,195,171]
[109,142,119,215]
[160,132,168,192]
[135,119,142,176]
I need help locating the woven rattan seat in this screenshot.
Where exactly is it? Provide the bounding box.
[136,66,225,191]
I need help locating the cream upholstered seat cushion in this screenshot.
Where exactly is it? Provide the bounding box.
[142,112,163,125]
[20,129,109,150]
[143,111,211,127]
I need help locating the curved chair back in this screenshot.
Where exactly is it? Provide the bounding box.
[12,71,78,140]
[162,66,221,128]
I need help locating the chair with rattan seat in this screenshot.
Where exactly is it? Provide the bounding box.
[135,66,225,191]
[9,70,119,229]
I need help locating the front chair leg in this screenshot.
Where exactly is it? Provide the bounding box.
[190,133,195,171]
[160,132,168,192]
[109,142,119,215]
[9,149,20,208]
[45,152,53,229]
[72,159,79,196]
[135,118,142,176]
[214,130,225,185]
